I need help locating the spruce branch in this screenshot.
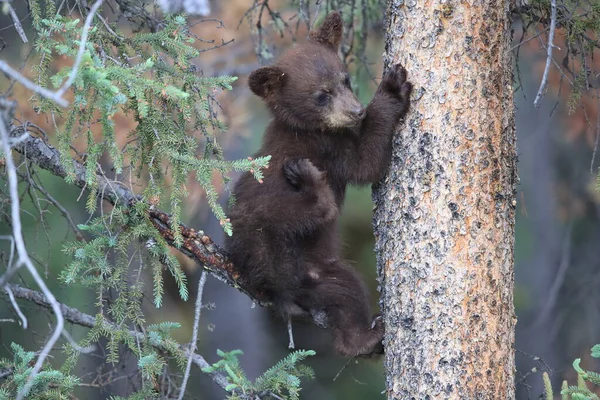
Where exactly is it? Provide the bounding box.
[6,115,297,316]
[54,0,104,99]
[0,0,101,108]
[145,206,266,304]
[2,283,248,398]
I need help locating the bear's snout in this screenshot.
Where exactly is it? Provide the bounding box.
[348,106,366,121]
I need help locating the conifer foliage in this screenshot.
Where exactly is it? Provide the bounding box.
[202,349,316,400]
[0,1,315,398]
[28,2,268,237]
[542,344,600,399]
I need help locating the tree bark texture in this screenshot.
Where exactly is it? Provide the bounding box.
[373,0,516,398]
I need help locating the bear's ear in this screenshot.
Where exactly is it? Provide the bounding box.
[309,11,343,50]
[248,66,286,98]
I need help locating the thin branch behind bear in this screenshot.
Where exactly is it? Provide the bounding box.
[226,11,412,357]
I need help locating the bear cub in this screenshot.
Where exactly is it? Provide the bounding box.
[226,11,412,357]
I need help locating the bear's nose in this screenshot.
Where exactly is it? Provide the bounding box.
[352,107,366,120]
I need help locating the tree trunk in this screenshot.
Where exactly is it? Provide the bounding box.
[373,0,517,398]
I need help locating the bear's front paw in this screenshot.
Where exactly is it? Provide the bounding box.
[382,63,412,103]
[283,158,323,190]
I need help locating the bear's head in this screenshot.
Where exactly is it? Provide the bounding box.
[248,12,365,131]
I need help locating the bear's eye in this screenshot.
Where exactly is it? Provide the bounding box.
[316,92,330,106]
[344,75,351,88]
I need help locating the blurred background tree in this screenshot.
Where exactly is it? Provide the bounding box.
[0,0,599,399]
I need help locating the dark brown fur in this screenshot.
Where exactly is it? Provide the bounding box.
[226,12,412,357]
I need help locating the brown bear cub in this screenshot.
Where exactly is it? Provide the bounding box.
[225,12,412,357]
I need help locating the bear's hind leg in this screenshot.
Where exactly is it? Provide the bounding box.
[299,261,384,357]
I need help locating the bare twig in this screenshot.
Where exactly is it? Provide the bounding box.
[515,348,553,378]
[55,0,104,98]
[6,4,28,43]
[510,28,547,51]
[0,61,69,107]
[287,317,295,349]
[178,271,207,400]
[5,286,27,328]
[533,0,557,108]
[61,329,97,354]
[0,9,31,34]
[0,101,65,400]
[332,357,353,381]
[94,12,123,39]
